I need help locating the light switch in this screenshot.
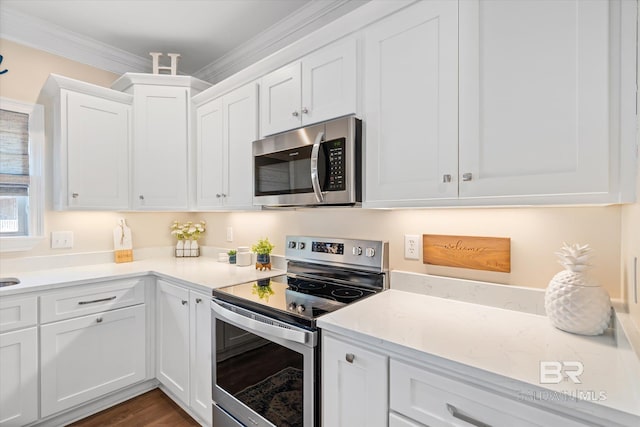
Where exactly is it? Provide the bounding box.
[51,231,73,249]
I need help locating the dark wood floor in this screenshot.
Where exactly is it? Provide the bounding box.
[68,389,200,427]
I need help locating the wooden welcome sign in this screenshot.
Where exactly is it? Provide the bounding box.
[423,234,511,273]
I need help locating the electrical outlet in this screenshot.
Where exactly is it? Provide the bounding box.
[226,227,233,242]
[51,231,74,249]
[404,234,420,260]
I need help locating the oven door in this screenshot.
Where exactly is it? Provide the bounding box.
[211,298,317,427]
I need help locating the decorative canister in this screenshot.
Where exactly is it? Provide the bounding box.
[544,243,611,335]
[236,247,252,266]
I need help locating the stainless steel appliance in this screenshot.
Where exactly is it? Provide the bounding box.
[252,116,362,207]
[211,235,388,427]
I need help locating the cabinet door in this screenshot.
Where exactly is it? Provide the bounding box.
[195,97,224,209]
[458,0,610,200]
[260,62,302,136]
[156,280,190,404]
[301,38,357,126]
[40,305,146,417]
[132,85,189,209]
[322,334,388,427]
[189,291,211,425]
[0,328,38,426]
[64,90,130,210]
[223,82,258,209]
[364,0,459,207]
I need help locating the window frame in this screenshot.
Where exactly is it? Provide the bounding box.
[0,97,45,252]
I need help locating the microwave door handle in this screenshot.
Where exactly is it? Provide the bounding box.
[310,131,325,203]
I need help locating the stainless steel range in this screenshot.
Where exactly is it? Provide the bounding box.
[211,235,388,427]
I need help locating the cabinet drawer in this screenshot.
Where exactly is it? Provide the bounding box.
[0,295,37,333]
[40,278,145,323]
[390,359,587,427]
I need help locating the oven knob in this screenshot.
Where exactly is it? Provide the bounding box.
[288,302,297,311]
[288,241,297,249]
[352,246,362,256]
[365,247,376,257]
[296,304,306,314]
[299,242,306,250]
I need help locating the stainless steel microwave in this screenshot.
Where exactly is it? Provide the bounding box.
[253,115,362,207]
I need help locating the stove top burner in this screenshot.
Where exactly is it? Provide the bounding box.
[331,288,364,299]
[294,281,327,291]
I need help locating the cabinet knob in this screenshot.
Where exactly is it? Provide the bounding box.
[301,107,309,114]
[345,353,355,363]
[221,193,227,198]
[216,193,221,198]
[292,111,299,117]
[196,298,202,303]
[181,300,188,305]
[96,317,103,323]
[72,192,79,198]
[443,174,452,183]
[139,195,145,200]
[462,173,473,182]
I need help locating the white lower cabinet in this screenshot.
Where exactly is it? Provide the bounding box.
[0,327,38,426]
[322,333,388,427]
[189,290,212,425]
[156,279,211,425]
[40,304,146,417]
[323,332,593,427]
[390,359,587,427]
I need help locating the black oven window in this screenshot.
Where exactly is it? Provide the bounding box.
[216,320,304,427]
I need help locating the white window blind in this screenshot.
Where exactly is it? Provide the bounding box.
[0,108,30,196]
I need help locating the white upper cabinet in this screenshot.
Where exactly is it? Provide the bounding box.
[41,75,133,210]
[364,0,459,207]
[260,38,357,136]
[458,0,626,203]
[111,73,210,210]
[364,0,636,207]
[131,85,190,210]
[194,82,258,210]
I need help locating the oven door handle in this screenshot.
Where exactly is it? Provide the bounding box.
[310,131,325,203]
[211,300,309,345]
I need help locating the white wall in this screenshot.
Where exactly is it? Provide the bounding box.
[0,39,633,302]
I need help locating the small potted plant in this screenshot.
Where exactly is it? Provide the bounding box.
[251,237,275,271]
[227,249,237,264]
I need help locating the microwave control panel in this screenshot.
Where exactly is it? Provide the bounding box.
[327,138,345,191]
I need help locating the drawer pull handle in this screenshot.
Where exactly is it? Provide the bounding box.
[96,317,103,323]
[196,298,202,303]
[447,404,492,427]
[182,300,188,305]
[78,296,117,305]
[345,353,355,363]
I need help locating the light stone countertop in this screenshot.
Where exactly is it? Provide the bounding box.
[317,289,640,426]
[0,255,285,296]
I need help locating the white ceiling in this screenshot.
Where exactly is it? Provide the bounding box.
[0,0,367,82]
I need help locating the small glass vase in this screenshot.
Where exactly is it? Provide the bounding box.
[175,240,184,257]
[190,239,199,257]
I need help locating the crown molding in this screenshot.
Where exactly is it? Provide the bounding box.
[0,1,367,83]
[0,7,150,75]
[193,0,369,83]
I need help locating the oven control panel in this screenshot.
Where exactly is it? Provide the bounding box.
[285,235,388,272]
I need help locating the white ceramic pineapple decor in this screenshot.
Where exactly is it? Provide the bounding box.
[545,243,611,335]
